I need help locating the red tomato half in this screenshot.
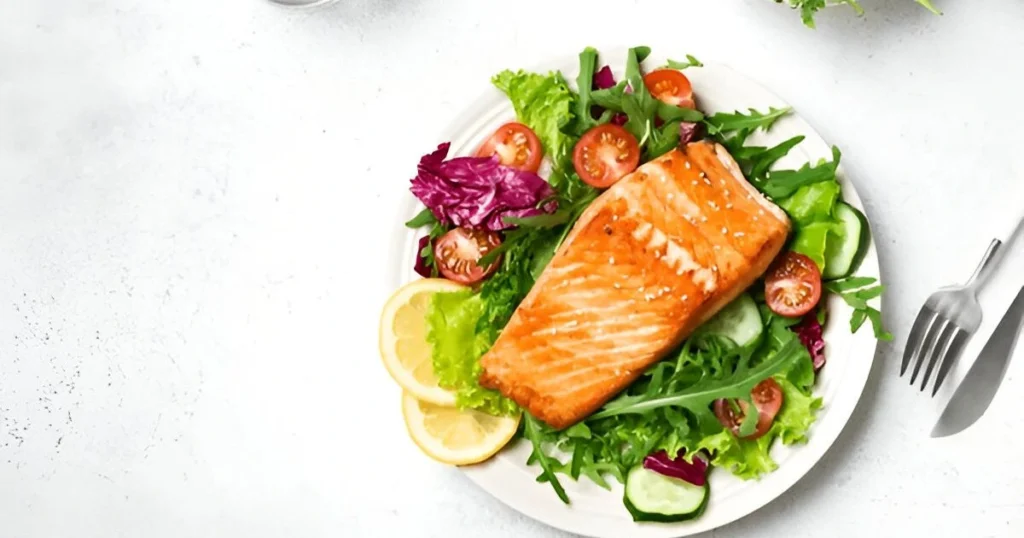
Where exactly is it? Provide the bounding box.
[572,124,641,188]
[713,378,784,440]
[643,69,695,109]
[764,252,823,317]
[475,122,544,173]
[433,227,502,285]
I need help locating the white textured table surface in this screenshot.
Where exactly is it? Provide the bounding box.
[2,1,1024,537]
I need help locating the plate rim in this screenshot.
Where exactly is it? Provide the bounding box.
[390,49,882,537]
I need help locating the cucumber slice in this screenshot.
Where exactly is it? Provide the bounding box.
[623,465,709,522]
[699,293,762,348]
[823,202,869,279]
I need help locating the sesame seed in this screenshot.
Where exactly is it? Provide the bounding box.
[726,203,733,209]
[639,286,645,292]
[714,245,721,250]
[703,177,711,186]
[734,232,745,238]
[712,266,719,273]
[676,267,684,275]
[613,282,621,289]
[701,216,708,223]
[613,215,619,221]
[753,216,759,221]
[682,294,689,301]
[758,209,765,216]
[644,293,654,301]
[685,161,691,170]
[699,172,705,178]
[667,193,675,200]
[609,256,615,264]
[692,180,698,186]
[662,286,671,293]
[724,189,730,197]
[721,227,728,234]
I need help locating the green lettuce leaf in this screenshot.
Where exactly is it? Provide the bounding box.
[779,180,841,226]
[426,290,518,415]
[491,70,576,172]
[790,221,840,270]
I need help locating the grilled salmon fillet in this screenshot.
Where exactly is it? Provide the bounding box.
[478,140,792,429]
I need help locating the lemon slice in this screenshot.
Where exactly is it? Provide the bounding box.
[402,392,520,465]
[379,278,466,405]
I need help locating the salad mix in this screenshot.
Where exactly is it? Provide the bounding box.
[399,46,888,521]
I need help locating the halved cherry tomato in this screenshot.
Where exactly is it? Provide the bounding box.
[643,69,695,109]
[713,378,784,440]
[764,252,823,317]
[475,122,543,173]
[572,124,640,188]
[434,227,502,285]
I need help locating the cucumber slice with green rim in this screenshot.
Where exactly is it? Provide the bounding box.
[699,293,763,348]
[623,465,710,522]
[823,202,869,279]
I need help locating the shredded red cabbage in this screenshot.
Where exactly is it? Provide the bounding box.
[678,122,700,146]
[409,143,555,231]
[413,235,433,278]
[593,65,616,90]
[794,314,826,371]
[642,450,708,486]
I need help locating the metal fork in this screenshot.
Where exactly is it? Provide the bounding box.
[901,239,1003,395]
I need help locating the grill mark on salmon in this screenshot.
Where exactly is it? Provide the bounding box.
[478,141,791,429]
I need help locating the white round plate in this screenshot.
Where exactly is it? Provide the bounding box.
[390,49,881,538]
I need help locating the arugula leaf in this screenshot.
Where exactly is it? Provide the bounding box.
[590,338,804,420]
[405,208,438,228]
[414,220,447,277]
[621,46,660,146]
[745,135,805,179]
[572,47,600,136]
[758,146,841,199]
[664,55,704,69]
[704,107,791,136]
[825,277,893,341]
[523,414,569,504]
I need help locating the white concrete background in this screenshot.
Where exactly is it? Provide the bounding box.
[2,0,1023,536]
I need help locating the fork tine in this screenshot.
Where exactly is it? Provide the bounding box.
[910,318,948,385]
[919,323,958,391]
[901,307,938,376]
[930,328,970,396]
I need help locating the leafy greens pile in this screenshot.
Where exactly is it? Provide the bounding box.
[416,46,888,504]
[783,0,941,28]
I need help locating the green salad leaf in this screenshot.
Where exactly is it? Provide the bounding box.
[825,277,892,341]
[426,290,518,415]
[779,181,841,225]
[665,55,704,69]
[492,70,576,167]
[704,107,791,136]
[758,147,841,199]
[783,0,936,29]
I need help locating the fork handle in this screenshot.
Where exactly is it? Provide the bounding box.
[966,239,1004,289]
